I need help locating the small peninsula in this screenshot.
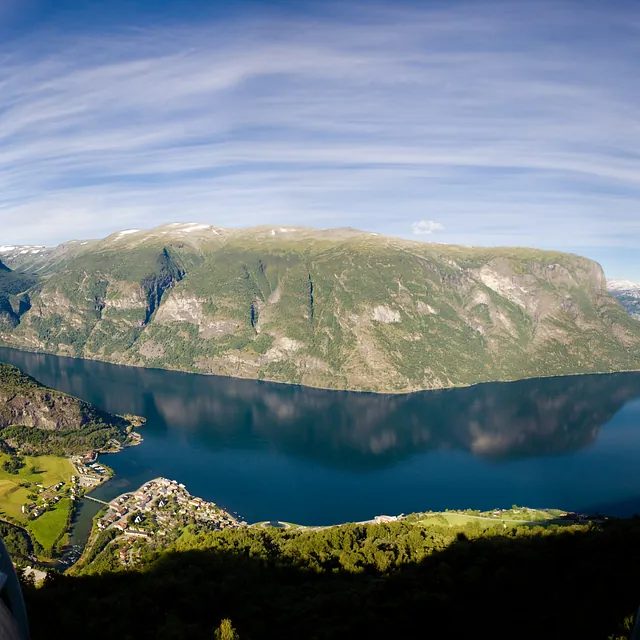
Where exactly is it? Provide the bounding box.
[0,362,144,560]
[73,477,246,573]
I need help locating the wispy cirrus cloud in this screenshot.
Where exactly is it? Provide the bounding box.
[0,1,638,265]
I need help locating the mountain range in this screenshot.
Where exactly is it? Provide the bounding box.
[607,279,640,319]
[1,223,640,393]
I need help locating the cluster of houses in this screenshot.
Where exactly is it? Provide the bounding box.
[70,454,108,488]
[118,540,143,566]
[374,515,401,524]
[21,481,66,520]
[96,477,246,539]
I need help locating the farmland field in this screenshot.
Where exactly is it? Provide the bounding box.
[29,498,72,549]
[0,454,75,553]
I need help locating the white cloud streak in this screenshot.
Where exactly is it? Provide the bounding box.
[0,1,638,256]
[412,220,444,235]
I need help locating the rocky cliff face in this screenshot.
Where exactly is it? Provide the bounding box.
[1,224,639,393]
[0,362,102,430]
[0,259,34,329]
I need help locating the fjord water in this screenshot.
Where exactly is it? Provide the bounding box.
[3,347,640,527]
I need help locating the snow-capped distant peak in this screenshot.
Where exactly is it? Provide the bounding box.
[0,245,46,253]
[155,223,218,234]
[607,279,640,292]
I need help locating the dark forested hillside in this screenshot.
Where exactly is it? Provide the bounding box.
[24,517,640,640]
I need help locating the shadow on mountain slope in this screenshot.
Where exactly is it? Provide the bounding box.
[24,518,640,640]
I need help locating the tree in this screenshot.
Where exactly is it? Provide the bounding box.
[2,456,25,474]
[214,619,239,640]
[19,569,36,589]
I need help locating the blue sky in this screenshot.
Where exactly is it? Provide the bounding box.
[0,0,639,278]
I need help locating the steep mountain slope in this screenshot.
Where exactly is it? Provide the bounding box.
[0,362,136,454]
[0,259,37,329]
[0,362,102,430]
[1,223,639,392]
[608,280,640,319]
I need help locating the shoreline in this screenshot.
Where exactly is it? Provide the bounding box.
[1,343,639,396]
[71,476,245,571]
[59,427,147,565]
[68,498,606,575]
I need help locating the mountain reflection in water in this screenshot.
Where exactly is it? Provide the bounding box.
[2,346,640,522]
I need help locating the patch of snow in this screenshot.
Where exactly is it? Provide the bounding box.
[0,245,46,253]
[607,279,640,292]
[157,222,216,234]
[117,229,140,236]
[181,223,211,232]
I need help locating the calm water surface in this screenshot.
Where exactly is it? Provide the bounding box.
[3,347,640,531]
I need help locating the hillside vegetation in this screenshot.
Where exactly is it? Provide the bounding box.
[2,224,640,392]
[0,362,134,455]
[24,516,640,639]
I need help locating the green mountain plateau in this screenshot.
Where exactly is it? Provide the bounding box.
[1,223,640,392]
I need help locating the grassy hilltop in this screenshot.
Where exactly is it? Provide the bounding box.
[2,223,640,392]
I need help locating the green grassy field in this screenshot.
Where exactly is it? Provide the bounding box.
[0,480,32,519]
[0,453,74,486]
[416,509,558,530]
[29,498,72,550]
[0,454,75,552]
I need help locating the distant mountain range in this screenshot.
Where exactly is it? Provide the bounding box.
[607,280,640,319]
[1,223,640,392]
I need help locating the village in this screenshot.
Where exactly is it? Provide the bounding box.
[21,480,68,520]
[95,477,246,562]
[19,451,116,521]
[71,452,111,489]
